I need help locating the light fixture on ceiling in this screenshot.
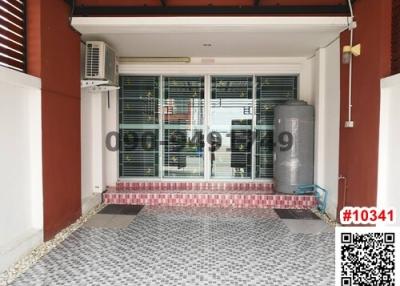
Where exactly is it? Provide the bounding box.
[203,43,212,47]
[119,57,191,63]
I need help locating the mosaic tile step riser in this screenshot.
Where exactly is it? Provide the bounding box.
[116,181,274,192]
[103,194,317,209]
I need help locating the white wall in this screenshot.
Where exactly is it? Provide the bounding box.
[0,67,43,272]
[103,90,118,187]
[81,89,103,214]
[300,56,316,105]
[313,39,341,219]
[377,73,400,226]
[81,86,118,213]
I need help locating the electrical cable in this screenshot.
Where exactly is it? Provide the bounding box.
[347,0,355,124]
[306,34,341,60]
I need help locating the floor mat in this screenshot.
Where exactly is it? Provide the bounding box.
[274,208,320,220]
[82,214,135,229]
[98,204,144,215]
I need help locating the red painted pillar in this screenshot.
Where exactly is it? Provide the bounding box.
[26,0,82,240]
[337,0,392,215]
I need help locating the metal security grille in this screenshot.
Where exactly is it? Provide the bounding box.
[119,75,298,179]
[0,0,25,71]
[119,76,160,177]
[212,76,253,100]
[255,76,298,178]
[163,76,205,177]
[211,76,253,178]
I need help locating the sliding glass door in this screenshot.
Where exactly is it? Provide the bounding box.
[119,75,297,180]
[210,76,253,179]
[255,76,298,178]
[119,76,160,177]
[163,77,205,178]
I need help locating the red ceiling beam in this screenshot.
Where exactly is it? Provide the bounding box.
[71,4,351,16]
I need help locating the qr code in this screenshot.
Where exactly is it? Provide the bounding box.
[340,232,395,285]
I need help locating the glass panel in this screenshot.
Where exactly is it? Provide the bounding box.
[255,76,297,178]
[119,76,160,125]
[119,76,160,177]
[255,130,273,178]
[210,76,253,178]
[163,76,205,177]
[120,129,159,177]
[164,129,204,177]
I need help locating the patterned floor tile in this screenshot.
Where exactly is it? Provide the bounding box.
[10,206,334,286]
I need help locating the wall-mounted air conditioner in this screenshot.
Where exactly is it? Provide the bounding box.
[85,41,118,86]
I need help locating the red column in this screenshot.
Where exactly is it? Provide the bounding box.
[26,0,82,240]
[337,0,392,216]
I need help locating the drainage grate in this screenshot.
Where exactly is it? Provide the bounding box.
[274,209,320,220]
[99,205,144,215]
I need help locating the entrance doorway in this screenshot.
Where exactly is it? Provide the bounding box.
[118,75,297,180]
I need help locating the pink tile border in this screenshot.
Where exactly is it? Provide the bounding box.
[103,191,317,209]
[116,181,274,192]
[109,180,316,209]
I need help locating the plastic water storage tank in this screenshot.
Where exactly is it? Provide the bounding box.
[273,100,314,194]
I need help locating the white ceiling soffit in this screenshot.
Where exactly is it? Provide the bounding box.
[72,17,349,58]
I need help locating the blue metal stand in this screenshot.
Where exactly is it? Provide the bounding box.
[294,184,328,213]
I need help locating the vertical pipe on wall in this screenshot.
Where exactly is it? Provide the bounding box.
[346,0,355,126]
[348,29,354,123]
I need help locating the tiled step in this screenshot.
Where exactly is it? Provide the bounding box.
[116,181,274,192]
[103,188,317,209]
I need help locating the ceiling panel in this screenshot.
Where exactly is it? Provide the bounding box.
[74,16,348,57]
[82,31,339,57]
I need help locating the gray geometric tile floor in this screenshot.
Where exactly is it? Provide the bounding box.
[10,206,335,286]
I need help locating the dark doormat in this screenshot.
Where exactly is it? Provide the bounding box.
[99,205,144,215]
[274,209,320,220]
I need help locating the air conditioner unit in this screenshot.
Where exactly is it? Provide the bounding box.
[85,41,118,86]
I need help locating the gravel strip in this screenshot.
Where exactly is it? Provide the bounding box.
[311,208,340,227]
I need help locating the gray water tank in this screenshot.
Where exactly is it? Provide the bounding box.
[273,100,314,194]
